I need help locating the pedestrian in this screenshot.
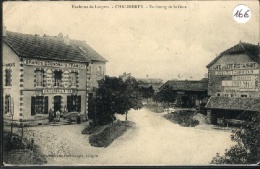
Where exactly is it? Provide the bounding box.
[56,110,61,122]
[49,108,54,122]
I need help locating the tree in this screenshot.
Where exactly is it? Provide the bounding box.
[139,86,154,103]
[124,76,143,120]
[154,85,177,108]
[88,76,141,125]
[211,111,260,164]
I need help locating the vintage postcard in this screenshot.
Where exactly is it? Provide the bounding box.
[2,0,260,166]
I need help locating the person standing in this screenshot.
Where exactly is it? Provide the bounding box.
[49,108,54,122]
[56,110,61,122]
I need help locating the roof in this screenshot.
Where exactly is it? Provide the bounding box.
[206,96,260,112]
[3,31,90,63]
[136,78,163,84]
[70,40,107,62]
[207,42,260,68]
[159,79,208,91]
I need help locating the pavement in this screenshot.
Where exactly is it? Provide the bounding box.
[16,108,235,165]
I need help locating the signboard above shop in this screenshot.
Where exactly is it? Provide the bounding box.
[23,59,86,69]
[212,62,258,70]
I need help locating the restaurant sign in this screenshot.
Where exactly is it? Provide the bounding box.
[213,62,258,70]
[43,89,73,94]
[215,69,259,76]
[23,59,86,69]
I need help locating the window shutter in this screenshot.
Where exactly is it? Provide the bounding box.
[5,69,12,86]
[67,96,71,112]
[77,96,81,112]
[44,96,48,114]
[4,95,8,114]
[31,97,36,116]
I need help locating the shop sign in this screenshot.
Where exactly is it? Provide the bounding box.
[213,62,258,70]
[24,59,86,69]
[232,75,258,81]
[43,89,73,94]
[215,69,259,76]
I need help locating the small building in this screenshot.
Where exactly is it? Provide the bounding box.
[136,78,164,92]
[2,29,105,122]
[159,79,208,108]
[205,42,260,124]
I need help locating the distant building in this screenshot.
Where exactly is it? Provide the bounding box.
[205,42,260,124]
[136,78,164,92]
[159,79,208,108]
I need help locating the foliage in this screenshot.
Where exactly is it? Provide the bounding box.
[154,85,177,105]
[164,110,199,127]
[211,111,260,164]
[88,76,142,125]
[139,86,154,101]
[89,120,135,147]
[4,131,26,152]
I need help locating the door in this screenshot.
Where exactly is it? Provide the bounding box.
[54,96,61,112]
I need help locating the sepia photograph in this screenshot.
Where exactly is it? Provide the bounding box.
[2,0,260,166]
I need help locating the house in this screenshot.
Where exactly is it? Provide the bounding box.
[158,79,208,108]
[136,78,164,92]
[2,29,105,123]
[205,42,260,124]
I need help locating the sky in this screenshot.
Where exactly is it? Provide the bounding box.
[3,1,259,82]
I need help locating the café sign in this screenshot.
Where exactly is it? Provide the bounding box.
[43,89,73,94]
[24,59,86,69]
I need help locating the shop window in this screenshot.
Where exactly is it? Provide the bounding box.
[70,72,77,87]
[5,69,12,86]
[31,96,48,115]
[67,95,81,112]
[5,95,12,114]
[241,94,248,98]
[36,70,44,87]
[54,70,62,87]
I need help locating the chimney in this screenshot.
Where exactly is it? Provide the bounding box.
[3,26,6,37]
[34,34,39,46]
[64,35,70,45]
[58,32,63,39]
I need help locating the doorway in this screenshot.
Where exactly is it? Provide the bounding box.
[54,96,61,113]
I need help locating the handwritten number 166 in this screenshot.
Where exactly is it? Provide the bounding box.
[234,9,250,18]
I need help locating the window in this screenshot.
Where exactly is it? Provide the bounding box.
[97,66,102,75]
[54,70,62,87]
[67,95,81,112]
[31,96,48,115]
[89,66,92,73]
[5,69,12,86]
[36,70,44,87]
[70,72,77,87]
[5,95,12,114]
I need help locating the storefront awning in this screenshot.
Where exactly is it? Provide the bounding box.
[206,96,260,112]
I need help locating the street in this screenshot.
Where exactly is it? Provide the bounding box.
[23,108,234,165]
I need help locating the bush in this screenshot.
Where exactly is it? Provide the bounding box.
[89,121,135,147]
[164,110,199,127]
[211,112,260,164]
[144,103,164,113]
[3,131,25,152]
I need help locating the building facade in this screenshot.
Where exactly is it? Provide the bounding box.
[159,79,208,108]
[2,30,99,122]
[206,42,260,124]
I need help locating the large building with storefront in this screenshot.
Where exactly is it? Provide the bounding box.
[2,30,106,122]
[206,42,260,124]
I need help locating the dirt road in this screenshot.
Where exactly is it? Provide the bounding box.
[24,108,234,165]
